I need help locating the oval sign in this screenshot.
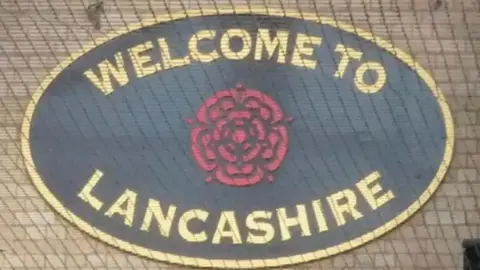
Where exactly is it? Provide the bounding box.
[22,8,454,268]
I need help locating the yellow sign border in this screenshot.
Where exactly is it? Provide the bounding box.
[21,7,455,269]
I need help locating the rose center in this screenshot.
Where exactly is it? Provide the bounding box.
[232,129,247,144]
[218,119,262,160]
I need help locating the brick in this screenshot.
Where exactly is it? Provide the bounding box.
[0,127,17,140]
[439,254,457,267]
[424,211,466,225]
[362,241,383,253]
[87,254,107,267]
[0,96,31,110]
[65,255,87,268]
[355,254,374,266]
[375,254,396,267]
[456,125,480,139]
[432,68,480,83]
[390,240,413,252]
[417,54,480,68]
[0,211,17,225]
[45,254,65,268]
[430,197,451,210]
[455,111,477,125]
[456,196,478,210]
[447,96,477,111]
[45,225,67,239]
[455,140,477,153]
[75,239,96,254]
[413,253,428,267]
[0,155,24,170]
[0,169,29,183]
[457,168,478,181]
[437,183,473,196]
[23,198,48,211]
[25,225,47,240]
[3,25,91,43]
[5,255,24,268]
[419,239,436,252]
[127,254,149,267]
[468,101,480,113]
[0,108,25,125]
[17,240,43,254]
[451,154,468,168]
[467,154,480,167]
[1,198,23,211]
[456,225,476,238]
[16,184,40,197]
[424,254,443,268]
[466,210,480,223]
[106,254,130,268]
[15,211,56,225]
[23,254,46,268]
[432,239,453,253]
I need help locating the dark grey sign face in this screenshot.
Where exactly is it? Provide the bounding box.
[22,9,454,269]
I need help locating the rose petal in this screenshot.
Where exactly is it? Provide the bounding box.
[218,145,236,162]
[201,134,212,146]
[260,107,271,120]
[228,110,252,120]
[267,131,280,147]
[243,90,284,122]
[220,99,234,111]
[191,127,217,171]
[244,144,262,162]
[252,118,266,140]
[240,163,254,174]
[196,90,236,124]
[205,147,216,160]
[245,99,260,109]
[208,106,222,122]
[213,119,228,141]
[216,166,264,186]
[264,128,289,171]
[262,148,273,159]
[226,164,239,175]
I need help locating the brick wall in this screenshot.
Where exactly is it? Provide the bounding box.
[0,0,479,269]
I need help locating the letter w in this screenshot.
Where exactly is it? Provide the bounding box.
[83,52,129,95]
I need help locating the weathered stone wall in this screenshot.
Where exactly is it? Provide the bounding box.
[0,0,479,269]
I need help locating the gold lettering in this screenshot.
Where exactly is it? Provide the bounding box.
[178,209,209,242]
[277,204,311,241]
[158,38,190,69]
[104,189,137,227]
[333,44,363,78]
[355,62,387,94]
[140,199,177,237]
[356,171,395,210]
[129,41,161,78]
[327,189,363,226]
[77,169,104,211]
[254,29,289,63]
[84,52,129,95]
[311,199,329,232]
[212,211,242,244]
[291,33,322,69]
[220,29,252,60]
[245,211,275,244]
[189,30,220,63]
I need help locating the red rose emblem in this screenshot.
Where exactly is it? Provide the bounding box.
[187,84,292,187]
